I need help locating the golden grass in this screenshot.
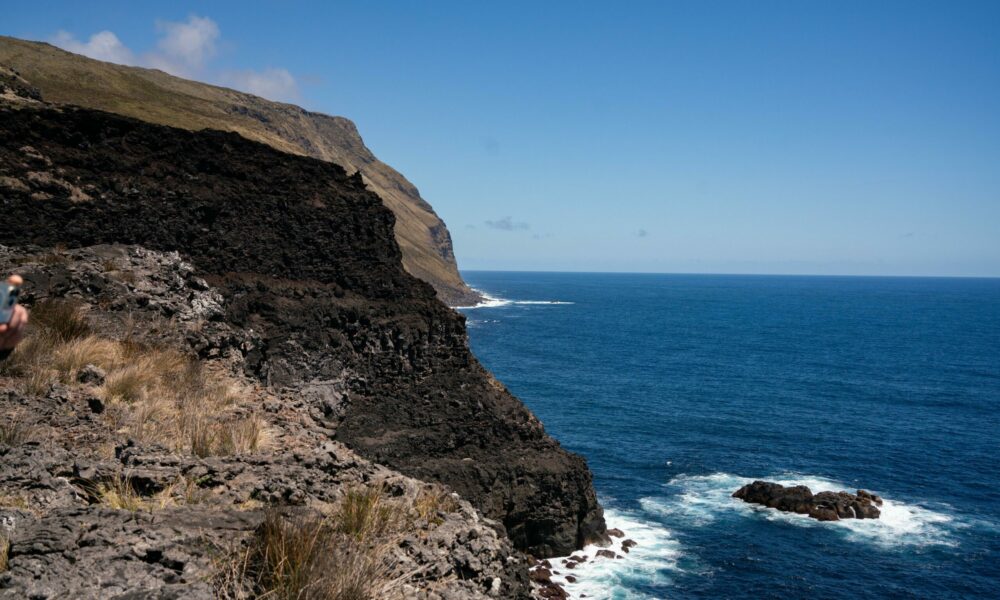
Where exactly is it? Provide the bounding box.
[98,474,147,512]
[0,534,8,572]
[4,308,265,457]
[333,487,400,543]
[413,488,460,525]
[51,336,120,382]
[95,473,199,512]
[218,486,413,600]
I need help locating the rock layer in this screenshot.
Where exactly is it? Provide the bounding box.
[0,99,606,558]
[733,480,882,521]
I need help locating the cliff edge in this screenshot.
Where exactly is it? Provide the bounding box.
[0,35,480,306]
[0,84,607,568]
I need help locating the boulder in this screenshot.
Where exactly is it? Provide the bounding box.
[733,480,881,521]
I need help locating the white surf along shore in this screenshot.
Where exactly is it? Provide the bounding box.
[454,288,574,309]
[534,472,962,599]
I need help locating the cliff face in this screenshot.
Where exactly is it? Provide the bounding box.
[0,96,607,559]
[0,35,479,306]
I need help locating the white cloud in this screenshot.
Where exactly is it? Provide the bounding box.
[49,16,299,102]
[147,15,219,77]
[51,30,136,65]
[221,68,299,102]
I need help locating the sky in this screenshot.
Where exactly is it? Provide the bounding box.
[4,1,1000,276]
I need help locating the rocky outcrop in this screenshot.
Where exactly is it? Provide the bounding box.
[0,36,480,306]
[0,244,531,598]
[733,480,882,521]
[0,99,606,561]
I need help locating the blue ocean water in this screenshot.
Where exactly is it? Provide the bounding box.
[458,272,1000,599]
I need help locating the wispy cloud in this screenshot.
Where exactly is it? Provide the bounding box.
[50,16,300,102]
[51,30,135,64]
[636,228,649,238]
[484,216,530,231]
[220,68,299,102]
[145,15,220,77]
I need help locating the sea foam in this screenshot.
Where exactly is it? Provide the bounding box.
[643,472,959,549]
[545,508,683,599]
[455,289,574,309]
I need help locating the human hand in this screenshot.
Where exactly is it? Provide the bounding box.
[0,275,28,351]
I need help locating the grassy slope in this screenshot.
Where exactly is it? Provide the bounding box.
[0,35,476,306]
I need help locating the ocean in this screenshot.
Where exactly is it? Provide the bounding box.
[457,272,1000,599]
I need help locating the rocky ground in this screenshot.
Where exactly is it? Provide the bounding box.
[733,480,883,521]
[0,245,529,599]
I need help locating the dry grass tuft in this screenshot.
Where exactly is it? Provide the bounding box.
[334,487,400,543]
[101,364,151,404]
[30,299,91,342]
[413,488,460,525]
[51,336,120,382]
[0,414,36,446]
[219,489,409,600]
[98,474,147,512]
[217,415,266,456]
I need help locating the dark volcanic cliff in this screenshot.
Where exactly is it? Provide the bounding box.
[0,36,480,306]
[0,98,606,558]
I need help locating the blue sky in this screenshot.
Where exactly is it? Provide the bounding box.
[5,1,999,276]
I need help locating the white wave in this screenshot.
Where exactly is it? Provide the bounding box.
[454,288,573,309]
[453,291,511,309]
[543,508,683,599]
[644,472,958,548]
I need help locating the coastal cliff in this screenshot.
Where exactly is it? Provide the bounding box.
[0,35,480,306]
[0,74,606,596]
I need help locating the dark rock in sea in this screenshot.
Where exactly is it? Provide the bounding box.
[0,99,606,559]
[595,549,622,559]
[622,539,637,552]
[607,527,625,538]
[733,480,882,521]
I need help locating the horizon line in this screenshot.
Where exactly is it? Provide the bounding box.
[458,268,1000,280]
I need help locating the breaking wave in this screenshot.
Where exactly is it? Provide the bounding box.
[545,508,683,599]
[644,472,960,549]
[455,289,574,309]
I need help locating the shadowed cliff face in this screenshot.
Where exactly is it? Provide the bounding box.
[0,36,480,306]
[0,100,606,557]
